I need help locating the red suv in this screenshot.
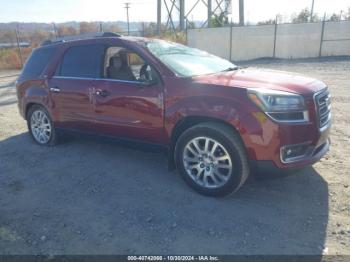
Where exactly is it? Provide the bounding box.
[16,33,331,196]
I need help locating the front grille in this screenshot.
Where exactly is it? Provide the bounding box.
[315,89,331,129]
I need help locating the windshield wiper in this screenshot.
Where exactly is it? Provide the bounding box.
[221,66,239,72]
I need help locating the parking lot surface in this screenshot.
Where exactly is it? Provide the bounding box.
[0,58,349,255]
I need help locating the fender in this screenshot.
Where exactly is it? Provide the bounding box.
[163,92,254,170]
[164,93,252,142]
[22,80,52,119]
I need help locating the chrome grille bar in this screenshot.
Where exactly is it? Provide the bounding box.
[315,89,331,129]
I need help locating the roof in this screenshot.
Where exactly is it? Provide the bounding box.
[40,32,123,46]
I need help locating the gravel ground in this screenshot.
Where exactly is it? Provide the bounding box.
[0,58,349,255]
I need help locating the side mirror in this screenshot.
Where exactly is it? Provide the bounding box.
[140,64,159,86]
[144,78,158,86]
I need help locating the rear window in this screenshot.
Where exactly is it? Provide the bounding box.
[20,47,56,80]
[59,44,105,78]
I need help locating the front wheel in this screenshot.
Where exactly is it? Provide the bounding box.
[175,122,249,197]
[27,105,57,146]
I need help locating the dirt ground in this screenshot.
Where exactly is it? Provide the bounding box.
[0,58,349,255]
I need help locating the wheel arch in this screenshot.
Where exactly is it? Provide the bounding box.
[25,102,49,120]
[167,115,245,170]
[22,83,52,120]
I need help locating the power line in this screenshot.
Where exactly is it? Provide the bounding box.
[124,2,130,35]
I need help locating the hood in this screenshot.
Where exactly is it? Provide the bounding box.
[193,67,327,96]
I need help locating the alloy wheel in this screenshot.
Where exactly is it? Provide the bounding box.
[30,110,52,144]
[183,136,233,189]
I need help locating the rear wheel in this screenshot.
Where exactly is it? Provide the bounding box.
[27,105,57,146]
[175,122,249,197]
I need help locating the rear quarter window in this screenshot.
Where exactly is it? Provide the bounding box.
[19,47,56,81]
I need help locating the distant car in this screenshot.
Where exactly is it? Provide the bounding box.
[16,32,331,196]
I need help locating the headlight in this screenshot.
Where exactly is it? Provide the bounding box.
[248,88,309,122]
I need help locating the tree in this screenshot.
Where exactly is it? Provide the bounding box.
[329,13,341,22]
[187,21,196,29]
[105,24,123,34]
[57,26,77,37]
[292,8,309,23]
[2,30,17,44]
[292,8,319,23]
[29,29,51,46]
[257,19,275,25]
[143,22,157,36]
[210,12,228,27]
[79,22,98,34]
[142,22,167,37]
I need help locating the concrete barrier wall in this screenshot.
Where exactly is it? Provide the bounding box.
[322,21,350,56]
[275,23,322,59]
[187,20,350,61]
[187,27,231,60]
[231,25,275,61]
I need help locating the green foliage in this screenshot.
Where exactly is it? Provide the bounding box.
[187,21,196,29]
[257,19,276,25]
[210,12,228,27]
[329,13,341,21]
[292,8,320,23]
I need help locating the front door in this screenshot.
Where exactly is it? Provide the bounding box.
[92,47,165,143]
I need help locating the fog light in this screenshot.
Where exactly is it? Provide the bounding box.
[281,143,311,162]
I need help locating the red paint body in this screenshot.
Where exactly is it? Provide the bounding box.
[16,36,331,169]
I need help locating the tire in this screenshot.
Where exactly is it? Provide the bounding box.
[27,105,57,146]
[175,122,249,197]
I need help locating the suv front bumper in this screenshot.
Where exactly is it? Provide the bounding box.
[240,110,331,169]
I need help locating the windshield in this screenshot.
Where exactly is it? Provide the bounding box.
[145,40,237,77]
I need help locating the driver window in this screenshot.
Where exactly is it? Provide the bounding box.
[128,53,144,80]
[104,46,156,83]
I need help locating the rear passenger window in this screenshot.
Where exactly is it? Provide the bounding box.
[59,44,105,78]
[19,47,56,81]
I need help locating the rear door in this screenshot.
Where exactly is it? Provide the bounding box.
[48,44,105,132]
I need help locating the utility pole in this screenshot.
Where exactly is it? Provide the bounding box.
[124,2,130,35]
[239,0,244,26]
[310,0,315,22]
[157,0,161,36]
[207,0,212,28]
[15,24,23,69]
[179,0,185,31]
[52,23,58,38]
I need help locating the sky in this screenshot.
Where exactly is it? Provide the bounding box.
[0,0,349,24]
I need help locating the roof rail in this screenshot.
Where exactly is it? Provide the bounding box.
[41,32,122,46]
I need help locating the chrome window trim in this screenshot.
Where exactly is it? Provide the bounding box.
[95,78,148,85]
[52,76,95,80]
[52,76,148,85]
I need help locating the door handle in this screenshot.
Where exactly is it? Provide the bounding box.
[95,89,109,98]
[50,87,60,93]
